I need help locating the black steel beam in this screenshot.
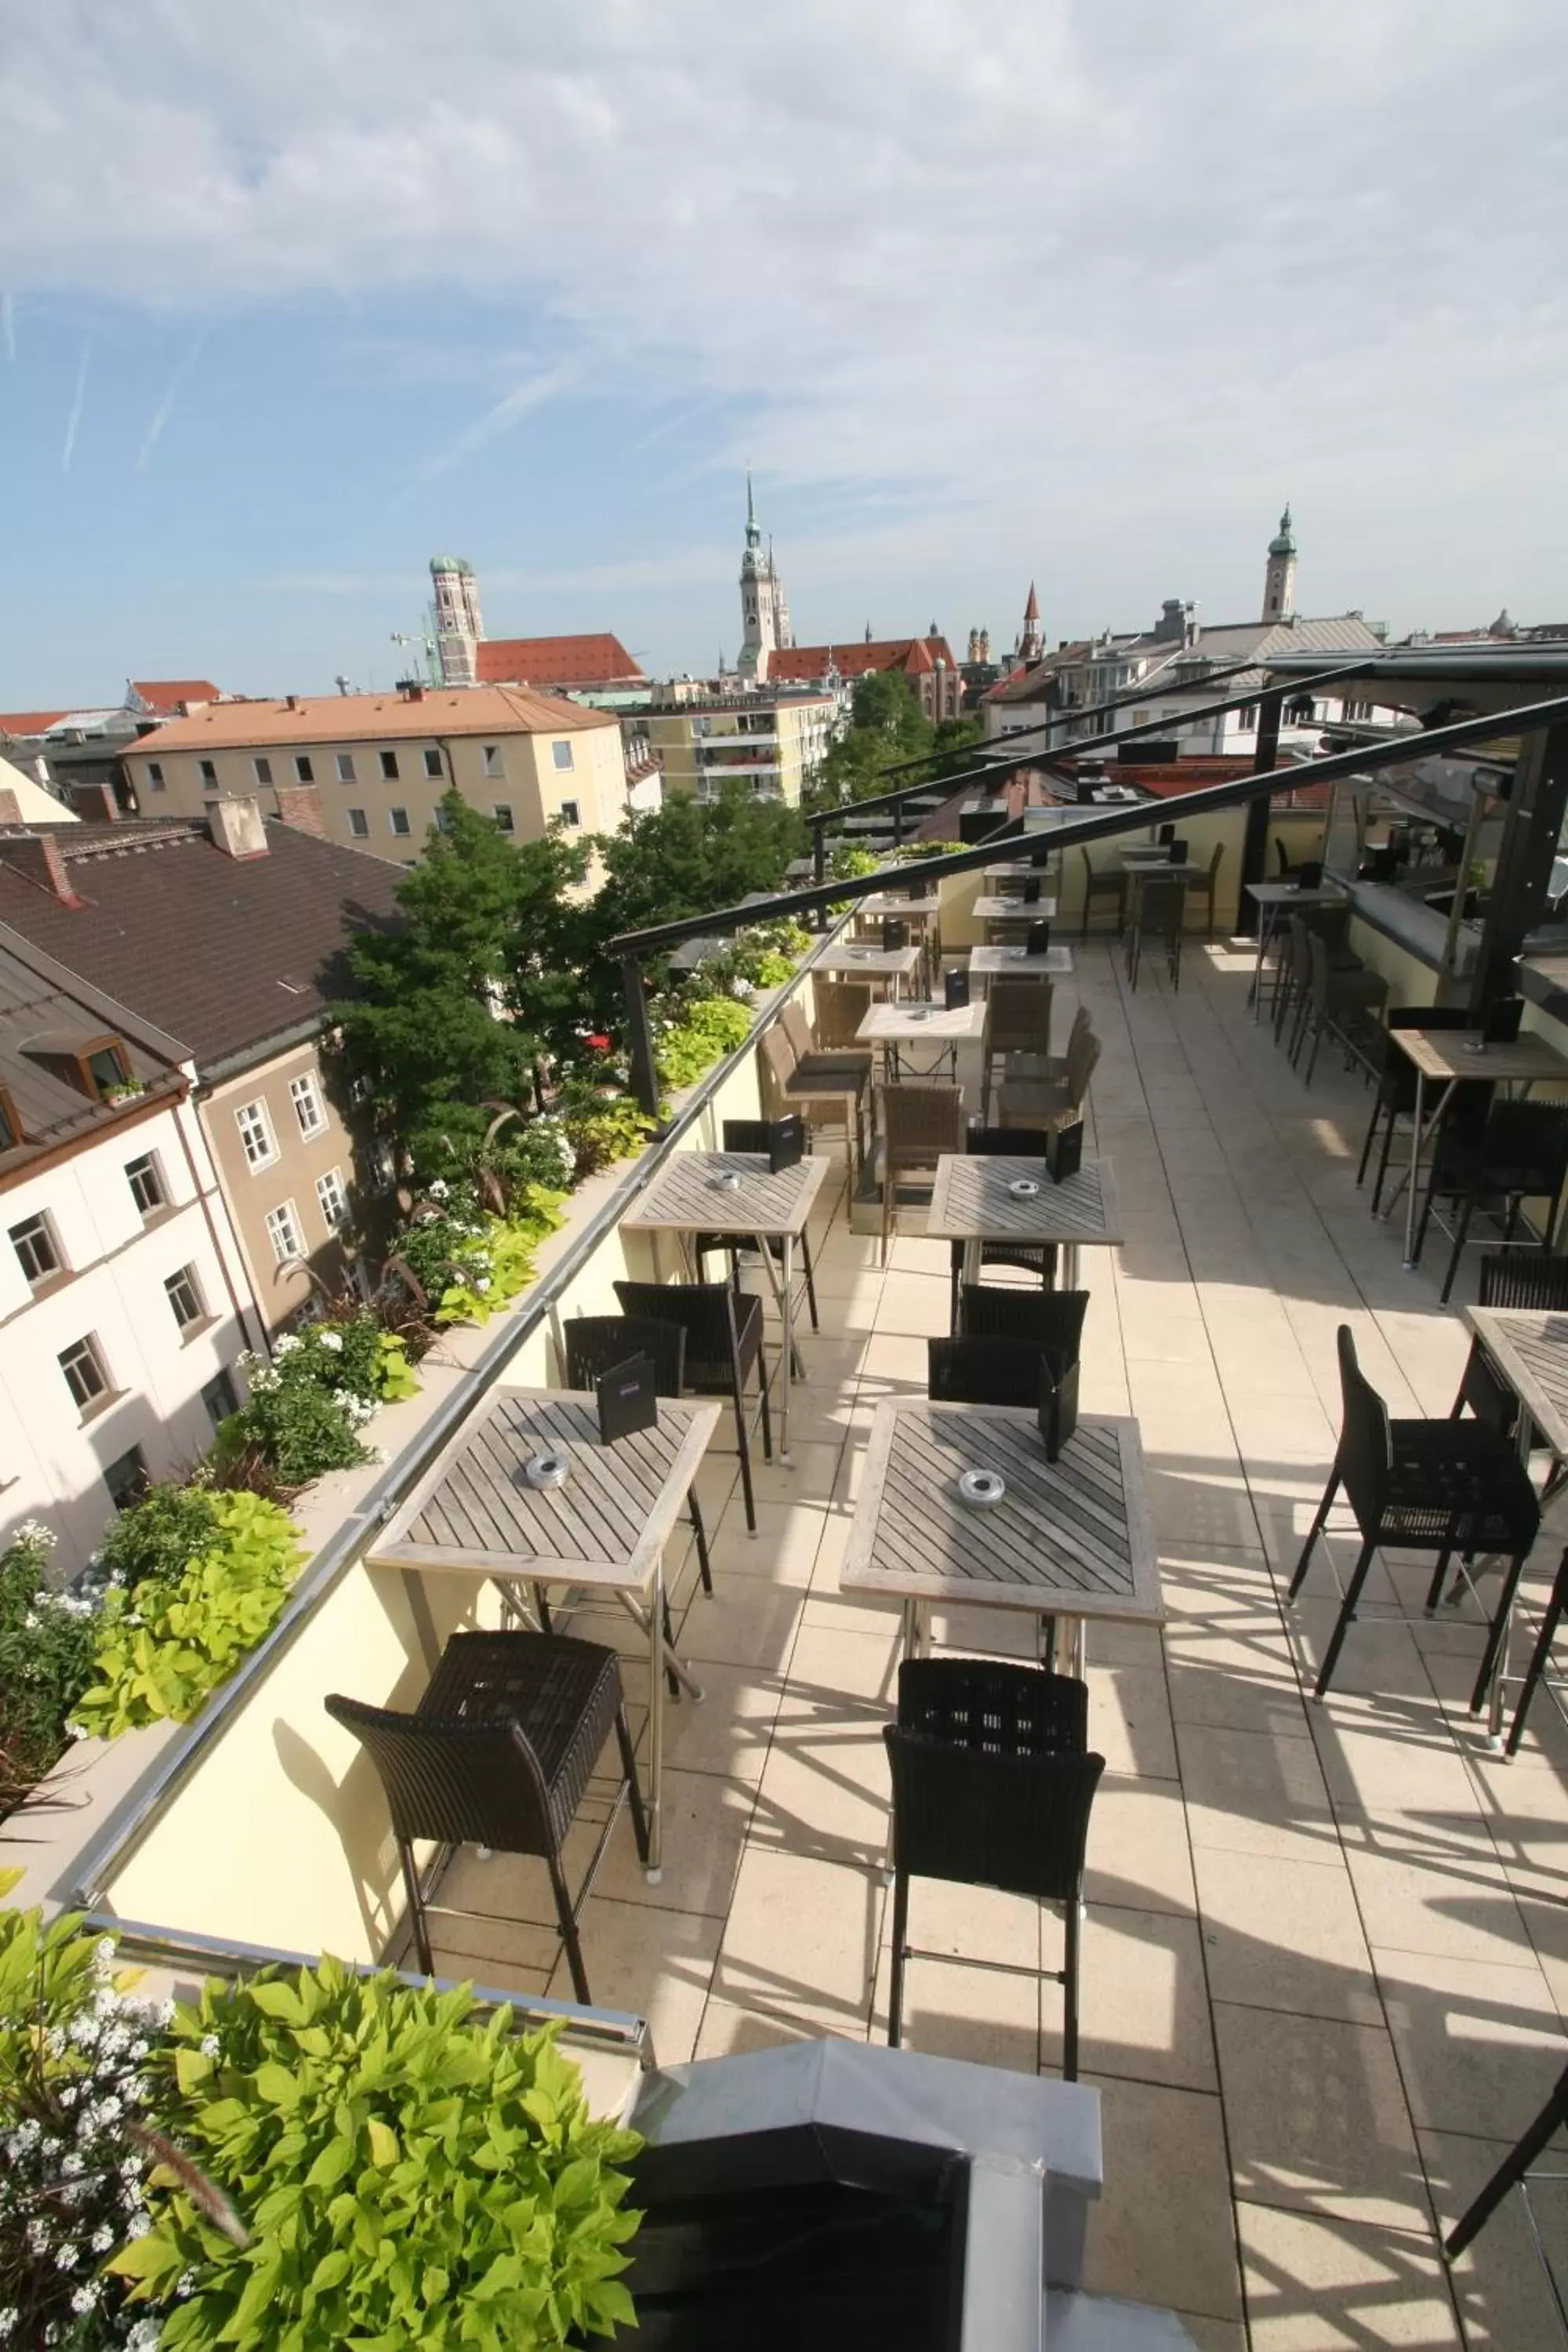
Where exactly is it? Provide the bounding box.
[610,693,1568,959]
[1473,721,1568,1014]
[1236,689,1286,938]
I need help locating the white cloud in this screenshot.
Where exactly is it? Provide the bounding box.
[60,335,89,473]
[2,0,1566,620]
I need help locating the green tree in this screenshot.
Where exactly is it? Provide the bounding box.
[808,672,982,814]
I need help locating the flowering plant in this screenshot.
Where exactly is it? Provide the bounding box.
[650,993,753,1093]
[394,1182,564,1327]
[0,1521,101,1813]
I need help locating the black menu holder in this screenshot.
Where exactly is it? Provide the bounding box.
[1485,996,1525,1045]
[1026,920,1053,956]
[1039,1350,1081,1464]
[1023,878,1041,905]
[1296,860,1323,890]
[768,1113,805,1171]
[1047,1118,1084,1184]
[1168,839,1191,867]
[597,1354,658,1444]
[1158,822,1176,846]
[908,876,931,899]
[1030,847,1052,869]
[944,966,970,1010]
[881,919,908,953]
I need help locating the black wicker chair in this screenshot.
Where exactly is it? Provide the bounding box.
[1356,1007,1475,1217]
[1505,1544,1568,1758]
[883,1659,1104,2075]
[1078,849,1127,940]
[562,1313,713,1596]
[1450,1253,1568,1461]
[927,1334,1062,1406]
[953,1284,1091,1421]
[1413,1098,1568,1305]
[327,1628,648,2003]
[946,1122,1059,1328]
[689,1117,820,1345]
[613,1278,771,1532]
[1287,1325,1541,1704]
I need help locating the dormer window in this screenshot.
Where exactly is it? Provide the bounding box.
[0,1088,21,1150]
[23,1032,135,1102]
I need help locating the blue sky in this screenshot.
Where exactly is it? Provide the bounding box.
[2,2,1566,706]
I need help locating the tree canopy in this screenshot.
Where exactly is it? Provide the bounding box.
[808,671,982,813]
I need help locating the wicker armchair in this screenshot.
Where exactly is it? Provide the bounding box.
[327,1629,647,2003]
[884,1659,1104,2074]
[1078,849,1127,938]
[982,977,1052,1119]
[561,1313,713,1599]
[758,1024,866,1177]
[877,1083,965,1264]
[998,1019,1098,1131]
[1126,876,1185,993]
[812,977,874,1052]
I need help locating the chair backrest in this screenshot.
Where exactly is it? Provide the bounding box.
[957,1286,1090,1363]
[1476,1251,1568,1312]
[612,1278,739,1369]
[1138,877,1185,938]
[881,1083,965,1160]
[1334,1324,1395,1530]
[1476,1098,1568,1193]
[1305,927,1330,1007]
[986,975,1051,1058]
[1061,1004,1092,1061]
[1275,837,1291,876]
[1205,842,1225,884]
[1080,847,1115,888]
[780,1000,816,1067]
[898,1656,1088,1751]
[966,1120,1054,1159]
[563,1312,685,1396]
[1065,1025,1100,1104]
[325,1693,554,1857]
[757,1023,794,1119]
[814,978,873,1051]
[927,1334,1059,1404]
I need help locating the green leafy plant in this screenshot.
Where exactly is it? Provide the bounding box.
[72,1492,306,1737]
[372,1331,420,1402]
[0,1523,100,1814]
[652,993,753,1092]
[212,1365,371,1490]
[557,1087,655,1178]
[117,1958,642,2350]
[394,1181,564,1327]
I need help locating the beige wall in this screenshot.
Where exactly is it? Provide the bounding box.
[129,724,628,864]
[648,696,835,808]
[200,1040,365,1332]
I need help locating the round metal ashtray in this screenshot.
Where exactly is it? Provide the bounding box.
[523,1453,571,1490]
[713,1170,744,1191]
[906,1006,930,1022]
[957,1468,1007,1508]
[1007,1176,1041,1199]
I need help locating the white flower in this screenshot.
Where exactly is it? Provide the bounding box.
[125,2212,151,2238]
[201,2034,220,2058]
[318,1330,343,1352]
[474,1276,492,1293]
[128,2321,162,2350]
[176,2269,197,2299]
[16,1518,55,1548]
[71,2282,100,2315]
[427,1178,449,1200]
[273,1334,301,1357]
[56,2243,78,2271]
[90,2223,114,2253]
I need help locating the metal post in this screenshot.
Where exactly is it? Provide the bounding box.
[1472,723,1568,1016]
[622,956,661,1120]
[893,796,905,848]
[1236,691,1283,937]
[811,817,828,930]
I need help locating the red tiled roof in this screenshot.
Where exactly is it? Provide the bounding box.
[131,679,221,713]
[769,637,960,684]
[475,634,644,687]
[0,712,69,737]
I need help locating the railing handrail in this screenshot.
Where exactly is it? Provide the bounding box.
[612,691,1568,959]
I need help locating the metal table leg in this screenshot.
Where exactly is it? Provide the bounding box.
[779,1229,795,1461]
[1403,1069,1427,1269]
[1248,909,1273,1019]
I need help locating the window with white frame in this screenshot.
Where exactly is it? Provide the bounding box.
[336,752,357,783]
[235,1098,277,1170]
[379,750,399,779]
[164,1264,205,1330]
[551,740,574,771]
[9,1212,62,1286]
[146,762,165,792]
[264,1200,304,1265]
[482,745,502,778]
[558,799,581,828]
[347,808,369,837]
[125,1152,166,1216]
[389,808,411,836]
[199,758,217,785]
[289,1072,325,1138]
[253,756,273,786]
[492,804,514,832]
[59,1334,109,1412]
[295,754,314,783]
[315,1166,350,1229]
[423,748,443,779]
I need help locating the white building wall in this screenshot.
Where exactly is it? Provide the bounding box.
[0,1098,250,1573]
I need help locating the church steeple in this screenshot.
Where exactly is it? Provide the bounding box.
[1018,580,1043,661]
[737,476,780,681]
[1262,504,1298,623]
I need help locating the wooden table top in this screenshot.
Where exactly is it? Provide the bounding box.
[842,1402,1161,1622]
[858,893,941,920]
[1243,882,1343,908]
[1461,1307,1568,1458]
[372,1389,722,1592]
[620,1150,828,1238]
[857,1000,989,1044]
[926,1152,1122,1247]
[1388,1029,1568,1085]
[968,944,1076,978]
[815,942,924,978]
[985,859,1057,880]
[971,895,1060,921]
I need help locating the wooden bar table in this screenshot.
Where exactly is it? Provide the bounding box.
[926,1152,1121,1288]
[968,942,1075,987]
[857,996,987,1083]
[1241,881,1343,1021]
[971,894,1060,945]
[1458,1305,1568,1739]
[620,1149,829,1458]
[814,940,924,1000]
[841,1399,1160,1670]
[372,1388,721,1878]
[1388,1029,1568,1268]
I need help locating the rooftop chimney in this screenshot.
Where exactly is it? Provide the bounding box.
[401,681,426,702]
[0,832,85,906]
[205,795,270,861]
[273,782,325,840]
[285,694,301,712]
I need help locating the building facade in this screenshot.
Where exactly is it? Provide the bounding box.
[735,479,796,683]
[121,683,630,861]
[426,555,644,700]
[644,687,838,805]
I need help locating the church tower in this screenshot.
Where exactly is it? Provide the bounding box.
[1262,506,1298,624]
[1018,581,1043,662]
[430,555,484,686]
[736,477,778,681]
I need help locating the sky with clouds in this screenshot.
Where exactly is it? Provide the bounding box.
[2,1,1565,703]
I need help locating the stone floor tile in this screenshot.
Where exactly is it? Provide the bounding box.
[626,1657,784,1786]
[1236,2202,1462,2349]
[691,1998,827,2060]
[677,1577,804,1673]
[1175,1719,1342,1867]
[584,1764,757,1919]
[1309,1713,1483,1821]
[1192,1847,1381,2025]
[1085,1661,1180,1780]
[1214,2002,1428,2231]
[1341,1828,1535,1971]
[711,1846,884,2036]
[1040,1905,1217,2092]
[1085,1773,1198,1917]
[1081,2077,1243,2321]
[546,1897,721,2067]
[870,1944,1041,2075]
[750,1703,891,1867]
[781,1617,900,1708]
[709,1494,827,1584]
[1375,1945,1566,2141]
[1418,2126,1568,2352]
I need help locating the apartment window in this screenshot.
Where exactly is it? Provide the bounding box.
[10,1213,61,1286]
[125,1152,166,1216]
[347,808,369,838]
[85,1042,130,1096]
[289,1072,325,1138]
[389,807,411,837]
[199,758,217,786]
[253,756,274,786]
[264,1200,304,1266]
[164,1263,206,1331]
[315,1166,350,1230]
[433,806,452,833]
[295,755,314,784]
[379,750,400,779]
[103,1446,148,1512]
[551,741,574,771]
[335,752,357,783]
[146,762,165,793]
[423,748,443,779]
[59,1335,109,1414]
[201,1368,238,1430]
[234,1098,277,1171]
[1235,705,1258,731]
[558,800,581,829]
[482,745,502,778]
[492,804,515,833]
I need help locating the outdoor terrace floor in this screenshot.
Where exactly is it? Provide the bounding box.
[425,935,1568,2350]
